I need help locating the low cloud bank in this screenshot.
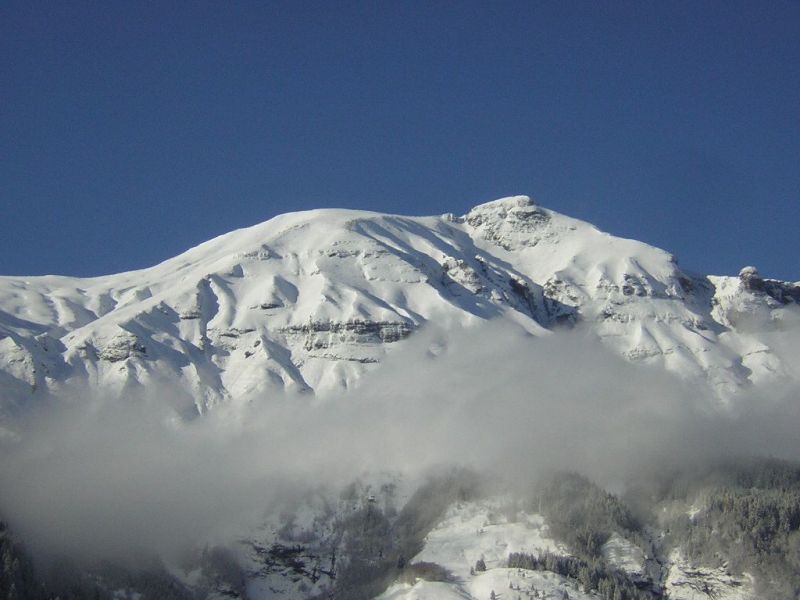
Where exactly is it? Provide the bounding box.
[1,321,799,564]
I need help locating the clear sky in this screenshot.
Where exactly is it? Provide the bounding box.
[2,1,798,280]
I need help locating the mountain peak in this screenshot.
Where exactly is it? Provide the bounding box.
[467,195,536,213]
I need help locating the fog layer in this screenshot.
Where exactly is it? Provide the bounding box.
[1,321,799,563]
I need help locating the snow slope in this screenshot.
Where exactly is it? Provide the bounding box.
[411,499,567,578]
[1,196,798,428]
[376,498,598,600]
[380,569,600,600]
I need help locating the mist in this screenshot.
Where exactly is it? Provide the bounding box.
[1,320,800,566]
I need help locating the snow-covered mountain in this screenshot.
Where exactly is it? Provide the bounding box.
[2,197,799,599]
[1,196,798,424]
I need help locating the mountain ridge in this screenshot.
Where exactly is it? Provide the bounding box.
[1,196,798,430]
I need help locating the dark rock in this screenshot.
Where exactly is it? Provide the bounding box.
[740,267,800,304]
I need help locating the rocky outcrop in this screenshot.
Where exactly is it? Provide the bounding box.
[465,196,552,250]
[441,257,485,295]
[739,266,800,304]
[97,331,147,362]
[280,319,414,351]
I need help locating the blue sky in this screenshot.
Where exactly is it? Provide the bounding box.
[1,1,798,279]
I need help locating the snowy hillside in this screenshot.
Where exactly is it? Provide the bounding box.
[1,196,798,428]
